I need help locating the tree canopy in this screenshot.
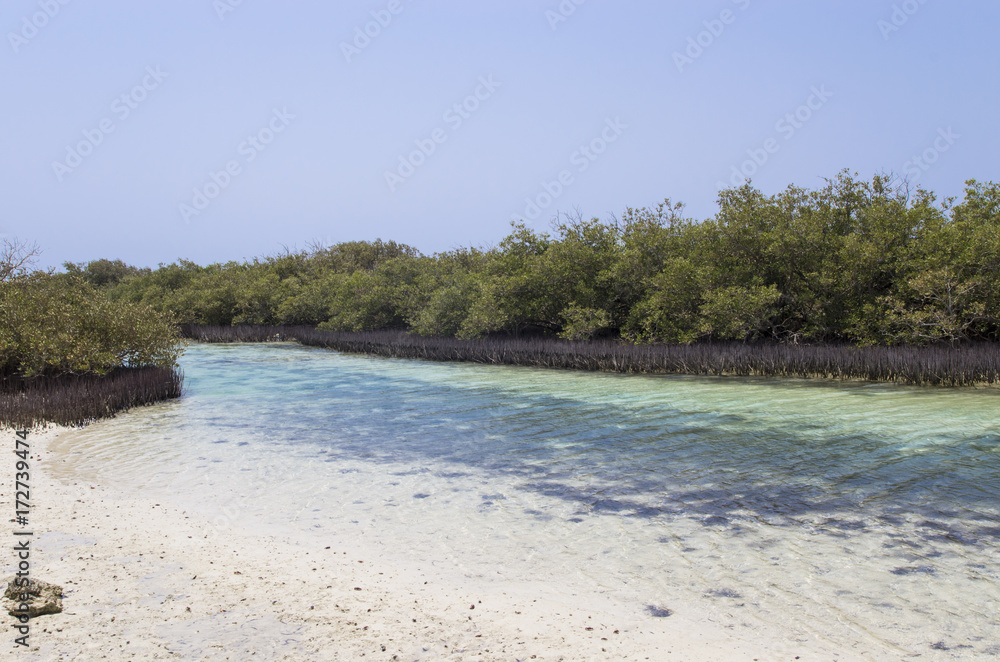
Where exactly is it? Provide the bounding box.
[1,245,179,378]
[81,173,1000,346]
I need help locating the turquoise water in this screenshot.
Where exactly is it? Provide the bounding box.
[55,342,1000,657]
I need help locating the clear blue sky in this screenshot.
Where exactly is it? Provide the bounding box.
[4,0,998,270]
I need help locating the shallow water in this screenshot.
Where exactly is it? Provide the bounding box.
[52,343,1000,657]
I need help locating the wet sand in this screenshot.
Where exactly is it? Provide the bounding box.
[2,426,866,661]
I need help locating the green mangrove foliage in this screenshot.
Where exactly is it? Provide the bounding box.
[103,174,1000,346]
[1,240,183,425]
[0,271,180,378]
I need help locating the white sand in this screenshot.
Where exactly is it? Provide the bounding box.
[2,426,867,661]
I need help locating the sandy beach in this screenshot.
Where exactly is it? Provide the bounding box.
[2,425,873,661]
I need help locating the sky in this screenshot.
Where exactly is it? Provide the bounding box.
[3,1,998,271]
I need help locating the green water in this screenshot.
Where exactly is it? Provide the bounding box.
[52,343,1000,657]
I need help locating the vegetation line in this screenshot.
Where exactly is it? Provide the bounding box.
[183,325,1000,387]
[0,367,183,428]
[1,239,183,427]
[5,172,1000,428]
[104,173,1000,347]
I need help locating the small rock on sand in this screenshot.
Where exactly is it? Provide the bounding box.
[4,578,64,618]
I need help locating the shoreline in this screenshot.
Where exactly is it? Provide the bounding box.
[3,425,873,661]
[182,325,1000,388]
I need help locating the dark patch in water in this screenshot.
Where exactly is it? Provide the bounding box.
[821,517,868,531]
[391,468,432,476]
[236,441,249,446]
[968,511,997,522]
[974,526,1000,539]
[918,520,953,531]
[876,514,904,526]
[701,516,729,527]
[413,493,431,499]
[905,549,942,560]
[590,498,631,513]
[889,565,936,576]
[567,517,584,523]
[924,532,978,546]
[632,506,669,518]
[646,605,672,618]
[929,641,973,651]
[522,481,672,521]
[438,471,469,479]
[706,588,742,599]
